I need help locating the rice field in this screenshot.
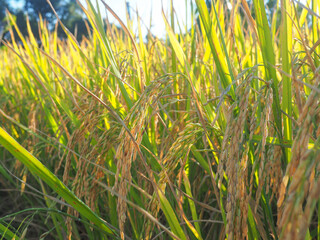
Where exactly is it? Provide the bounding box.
[0,0,320,239]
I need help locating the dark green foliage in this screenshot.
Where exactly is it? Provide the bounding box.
[1,0,88,42]
[25,0,61,21]
[0,0,9,21]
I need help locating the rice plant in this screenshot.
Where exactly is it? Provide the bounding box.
[0,0,319,239]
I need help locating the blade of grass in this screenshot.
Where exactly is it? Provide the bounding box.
[77,0,133,108]
[0,222,19,240]
[280,0,293,163]
[183,171,203,240]
[312,0,320,67]
[252,0,283,150]
[195,0,235,99]
[0,127,116,236]
[157,189,187,240]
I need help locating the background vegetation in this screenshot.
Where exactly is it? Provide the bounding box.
[0,0,87,41]
[0,0,320,239]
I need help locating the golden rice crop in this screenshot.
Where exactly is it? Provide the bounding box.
[0,0,319,239]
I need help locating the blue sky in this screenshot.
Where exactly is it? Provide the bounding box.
[7,0,195,38]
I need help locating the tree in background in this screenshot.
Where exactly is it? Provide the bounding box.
[25,0,62,22]
[266,0,277,14]
[57,0,88,40]
[0,0,10,38]
[0,0,9,21]
[1,0,88,42]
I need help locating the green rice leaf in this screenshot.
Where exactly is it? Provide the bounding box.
[0,127,116,237]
